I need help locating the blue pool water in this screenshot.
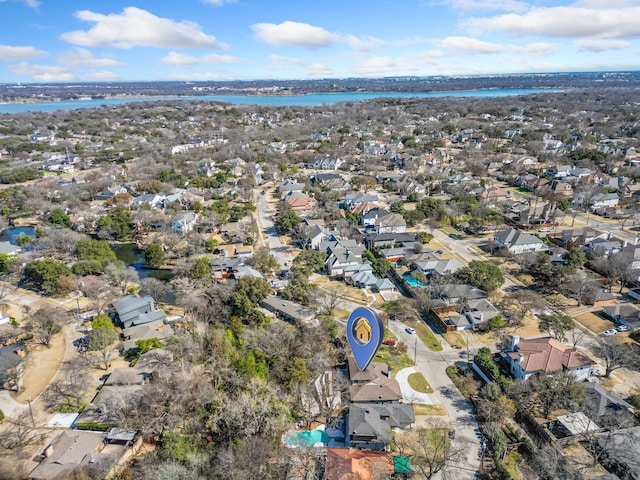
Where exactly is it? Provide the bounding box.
[1,226,36,245]
[285,429,329,447]
[404,274,427,288]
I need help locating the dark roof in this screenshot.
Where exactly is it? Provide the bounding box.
[348,404,391,445]
[584,381,632,417]
[0,343,24,384]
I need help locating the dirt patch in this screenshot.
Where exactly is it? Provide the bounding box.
[14,332,66,404]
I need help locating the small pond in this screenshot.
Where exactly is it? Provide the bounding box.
[111,243,176,304]
[1,226,36,245]
[110,243,174,282]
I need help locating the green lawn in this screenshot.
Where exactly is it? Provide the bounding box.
[503,451,520,479]
[408,372,434,393]
[416,323,443,351]
[376,330,414,375]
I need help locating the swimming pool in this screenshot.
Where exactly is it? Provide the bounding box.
[404,274,427,288]
[285,429,330,447]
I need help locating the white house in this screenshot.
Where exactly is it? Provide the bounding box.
[493,228,546,255]
[504,336,594,381]
[590,192,619,210]
[170,212,198,236]
[374,213,407,234]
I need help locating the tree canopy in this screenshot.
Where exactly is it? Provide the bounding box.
[454,260,505,292]
[48,208,71,228]
[537,312,575,342]
[144,244,164,268]
[23,258,72,295]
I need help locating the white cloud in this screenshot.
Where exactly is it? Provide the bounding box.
[521,42,558,56]
[352,56,398,75]
[433,36,506,54]
[575,39,630,52]
[252,21,384,51]
[0,0,40,8]
[201,0,237,4]
[0,45,47,61]
[87,70,121,81]
[161,51,242,65]
[395,36,433,47]
[61,7,229,49]
[58,48,125,67]
[252,21,338,49]
[8,62,74,82]
[465,5,640,39]
[444,0,528,12]
[267,54,333,76]
[343,35,386,51]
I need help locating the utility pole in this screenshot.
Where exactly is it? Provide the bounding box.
[27,397,35,427]
[414,337,418,365]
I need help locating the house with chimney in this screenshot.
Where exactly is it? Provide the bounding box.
[503,336,594,381]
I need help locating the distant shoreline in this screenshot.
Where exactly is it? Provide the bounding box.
[0,85,569,105]
[0,88,566,113]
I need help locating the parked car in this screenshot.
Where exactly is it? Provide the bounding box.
[382,339,397,346]
[603,329,618,336]
[405,327,416,334]
[616,325,630,332]
[389,314,397,321]
[539,228,551,232]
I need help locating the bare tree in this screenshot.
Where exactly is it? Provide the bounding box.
[28,307,65,347]
[140,277,170,301]
[393,421,463,479]
[0,413,45,450]
[316,286,341,316]
[563,271,598,307]
[42,359,90,411]
[104,264,140,295]
[592,338,639,378]
[79,277,116,314]
[82,326,120,371]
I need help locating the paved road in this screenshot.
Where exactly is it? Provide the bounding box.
[389,320,482,480]
[431,229,521,290]
[255,187,292,270]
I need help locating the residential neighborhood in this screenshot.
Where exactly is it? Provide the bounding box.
[1,76,640,480]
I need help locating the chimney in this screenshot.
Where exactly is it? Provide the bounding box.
[623,241,628,248]
[43,445,54,457]
[511,335,520,351]
[608,232,612,240]
[635,237,638,246]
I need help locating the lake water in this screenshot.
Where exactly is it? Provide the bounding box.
[0,88,564,113]
[111,243,174,282]
[0,226,36,245]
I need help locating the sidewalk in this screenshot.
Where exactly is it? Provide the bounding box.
[395,367,434,405]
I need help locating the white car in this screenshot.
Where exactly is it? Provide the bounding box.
[603,329,618,336]
[539,228,551,233]
[616,325,630,332]
[405,327,416,335]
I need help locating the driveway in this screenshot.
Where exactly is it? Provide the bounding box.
[395,367,433,405]
[0,390,27,418]
[389,320,482,479]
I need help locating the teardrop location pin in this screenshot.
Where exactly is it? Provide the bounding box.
[346,307,384,371]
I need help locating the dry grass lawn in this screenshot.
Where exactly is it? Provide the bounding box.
[15,332,66,403]
[413,404,447,416]
[310,275,368,303]
[574,312,615,334]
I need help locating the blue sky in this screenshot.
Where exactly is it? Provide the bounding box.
[1,0,639,83]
